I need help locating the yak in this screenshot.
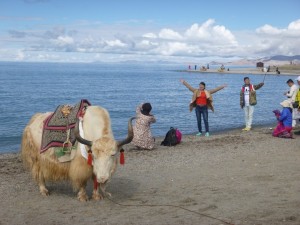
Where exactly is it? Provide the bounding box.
[21,105,133,201]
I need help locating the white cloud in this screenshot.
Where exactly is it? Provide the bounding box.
[105,39,126,47]
[136,40,158,50]
[185,19,214,39]
[288,19,300,30]
[256,19,300,36]
[285,19,300,37]
[158,28,182,40]
[1,18,300,62]
[184,19,237,45]
[142,33,157,39]
[55,36,74,46]
[256,24,282,35]
[158,42,193,56]
[253,19,300,56]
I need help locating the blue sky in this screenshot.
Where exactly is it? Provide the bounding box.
[0,0,300,62]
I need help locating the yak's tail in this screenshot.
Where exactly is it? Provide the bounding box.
[21,114,42,182]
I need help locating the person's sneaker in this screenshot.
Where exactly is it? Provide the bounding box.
[243,127,251,131]
[196,132,202,136]
[242,127,248,131]
[205,132,210,137]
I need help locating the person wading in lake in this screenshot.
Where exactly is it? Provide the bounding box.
[180,79,226,137]
[240,77,264,131]
[132,103,156,150]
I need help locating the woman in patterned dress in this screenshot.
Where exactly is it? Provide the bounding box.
[132,103,156,150]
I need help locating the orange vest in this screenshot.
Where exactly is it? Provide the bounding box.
[196,91,207,105]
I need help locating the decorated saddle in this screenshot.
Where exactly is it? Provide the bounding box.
[40,99,91,153]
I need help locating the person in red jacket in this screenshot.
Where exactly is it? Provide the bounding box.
[180,79,226,136]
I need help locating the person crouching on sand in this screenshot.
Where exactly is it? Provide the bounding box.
[132,103,156,150]
[240,77,264,131]
[180,79,226,137]
[272,100,293,138]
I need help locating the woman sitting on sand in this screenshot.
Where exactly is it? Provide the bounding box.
[132,103,156,150]
[180,79,226,137]
[272,100,293,138]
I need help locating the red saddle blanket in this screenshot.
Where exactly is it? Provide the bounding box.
[40,99,91,153]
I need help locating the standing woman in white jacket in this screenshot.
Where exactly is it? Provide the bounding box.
[284,79,298,127]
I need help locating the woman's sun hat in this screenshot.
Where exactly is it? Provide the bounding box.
[280,100,292,108]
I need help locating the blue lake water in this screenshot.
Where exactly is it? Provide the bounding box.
[0,61,297,153]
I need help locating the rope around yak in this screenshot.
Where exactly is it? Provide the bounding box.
[104,193,234,225]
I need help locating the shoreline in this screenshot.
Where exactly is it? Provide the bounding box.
[176,68,300,76]
[0,123,278,154]
[2,123,297,156]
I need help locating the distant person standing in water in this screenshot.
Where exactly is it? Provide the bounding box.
[240,77,264,131]
[132,103,156,150]
[180,79,227,137]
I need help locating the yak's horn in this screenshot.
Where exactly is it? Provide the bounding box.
[117,117,135,147]
[74,118,93,147]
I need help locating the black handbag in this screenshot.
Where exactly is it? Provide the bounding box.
[293,101,299,108]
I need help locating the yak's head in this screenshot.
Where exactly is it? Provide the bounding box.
[74,117,134,184]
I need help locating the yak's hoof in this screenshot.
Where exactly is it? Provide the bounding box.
[92,191,103,201]
[40,187,49,196]
[77,193,88,202]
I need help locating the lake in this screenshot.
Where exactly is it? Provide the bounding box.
[0,61,296,153]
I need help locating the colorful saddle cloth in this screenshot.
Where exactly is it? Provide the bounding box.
[40,99,91,153]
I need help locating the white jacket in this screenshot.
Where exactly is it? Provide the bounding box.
[286,84,298,102]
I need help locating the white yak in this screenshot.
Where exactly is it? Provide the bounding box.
[21,105,133,201]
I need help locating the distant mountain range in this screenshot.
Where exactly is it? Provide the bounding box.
[92,55,300,66]
[268,55,300,61]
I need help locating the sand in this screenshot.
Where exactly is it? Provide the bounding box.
[0,126,299,225]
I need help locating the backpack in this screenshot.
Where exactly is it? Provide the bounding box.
[161,127,181,146]
[175,129,182,144]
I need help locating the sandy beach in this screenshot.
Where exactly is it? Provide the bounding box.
[0,126,299,225]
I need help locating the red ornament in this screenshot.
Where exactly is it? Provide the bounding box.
[120,149,125,165]
[93,175,98,190]
[87,150,93,166]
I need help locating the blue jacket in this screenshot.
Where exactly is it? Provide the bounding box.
[278,107,292,127]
